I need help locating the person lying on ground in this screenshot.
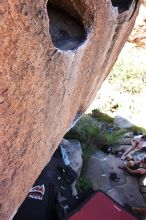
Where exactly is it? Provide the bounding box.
[121,135,146,160]
[119,157,146,175]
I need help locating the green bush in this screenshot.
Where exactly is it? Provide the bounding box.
[102,129,126,145]
[65,115,99,145]
[128,125,146,134]
[76,177,92,193]
[65,115,103,163]
[65,114,125,163]
[91,109,114,124]
[81,143,96,163]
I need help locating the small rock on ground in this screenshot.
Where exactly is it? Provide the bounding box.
[61,138,83,176]
[114,115,133,128]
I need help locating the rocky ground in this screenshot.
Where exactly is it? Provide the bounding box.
[85,132,146,209]
[64,134,146,218]
[85,151,146,208]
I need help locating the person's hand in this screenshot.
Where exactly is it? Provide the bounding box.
[131,139,135,145]
[136,141,142,149]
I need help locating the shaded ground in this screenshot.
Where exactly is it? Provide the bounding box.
[66,115,146,219]
[83,131,146,213]
[85,150,146,208]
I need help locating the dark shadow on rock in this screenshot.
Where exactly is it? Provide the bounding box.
[111,0,137,13]
[47,4,86,51]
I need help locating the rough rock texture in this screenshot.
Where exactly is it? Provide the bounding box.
[113,115,133,128]
[0,0,141,219]
[61,139,83,175]
[61,138,83,196]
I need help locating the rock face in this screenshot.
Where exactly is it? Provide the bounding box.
[61,139,83,175]
[0,0,141,219]
[113,115,133,128]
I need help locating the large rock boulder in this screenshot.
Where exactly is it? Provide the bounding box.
[113,115,133,128]
[0,0,141,219]
[61,139,83,176]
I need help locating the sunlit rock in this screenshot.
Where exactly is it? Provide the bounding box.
[0,0,141,219]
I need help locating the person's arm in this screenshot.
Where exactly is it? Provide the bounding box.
[131,139,138,149]
[125,165,145,174]
[131,139,135,145]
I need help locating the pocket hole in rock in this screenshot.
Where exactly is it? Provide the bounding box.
[47,4,86,51]
[111,0,134,13]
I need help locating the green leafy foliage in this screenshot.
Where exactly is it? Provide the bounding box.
[65,114,125,162]
[76,177,92,193]
[65,115,99,145]
[91,109,114,124]
[102,129,126,145]
[129,125,146,134]
[65,116,99,163]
